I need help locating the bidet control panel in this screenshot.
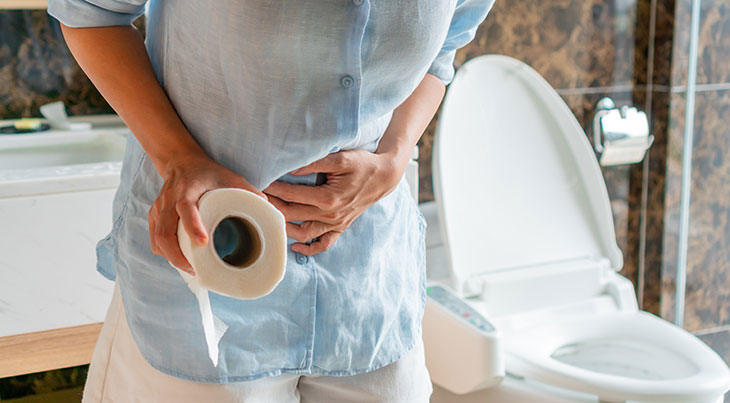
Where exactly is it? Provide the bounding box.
[423,283,504,394]
[427,285,495,333]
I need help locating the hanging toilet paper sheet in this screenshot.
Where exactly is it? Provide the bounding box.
[173,188,287,366]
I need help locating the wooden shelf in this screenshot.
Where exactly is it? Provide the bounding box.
[0,1,47,9]
[0,323,101,378]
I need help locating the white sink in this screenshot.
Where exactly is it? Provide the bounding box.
[0,131,126,170]
[0,127,128,198]
[0,119,129,337]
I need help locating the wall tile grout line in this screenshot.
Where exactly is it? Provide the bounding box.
[551,83,730,96]
[555,85,635,96]
[671,82,730,93]
[694,325,730,337]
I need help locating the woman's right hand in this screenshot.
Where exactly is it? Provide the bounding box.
[148,152,266,274]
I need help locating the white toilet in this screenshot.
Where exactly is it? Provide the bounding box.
[421,55,730,403]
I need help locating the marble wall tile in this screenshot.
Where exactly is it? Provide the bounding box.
[0,11,145,120]
[453,0,637,90]
[647,0,679,87]
[672,0,730,86]
[633,0,730,326]
[633,89,672,316]
[632,0,652,87]
[0,11,111,118]
[660,89,730,331]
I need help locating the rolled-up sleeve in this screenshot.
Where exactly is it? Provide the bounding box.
[428,0,495,85]
[48,0,146,28]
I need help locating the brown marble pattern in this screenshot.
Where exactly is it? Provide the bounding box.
[671,0,730,86]
[0,11,110,118]
[624,5,675,302]
[636,89,673,316]
[0,11,146,119]
[644,0,678,87]
[660,89,730,332]
[658,89,690,323]
[453,0,638,90]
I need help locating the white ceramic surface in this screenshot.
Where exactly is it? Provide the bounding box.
[0,122,127,337]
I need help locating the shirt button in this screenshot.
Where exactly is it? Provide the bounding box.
[295,252,309,265]
[341,75,354,88]
[352,0,363,5]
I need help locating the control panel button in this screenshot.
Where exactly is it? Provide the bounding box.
[426,285,495,333]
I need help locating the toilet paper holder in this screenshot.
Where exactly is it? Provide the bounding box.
[592,97,653,166]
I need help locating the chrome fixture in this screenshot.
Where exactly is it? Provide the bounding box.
[592,97,653,166]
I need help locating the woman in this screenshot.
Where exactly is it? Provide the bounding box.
[49,1,493,401]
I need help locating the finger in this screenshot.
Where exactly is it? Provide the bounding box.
[286,221,331,243]
[267,195,339,223]
[176,198,208,246]
[265,181,334,208]
[265,194,289,214]
[155,206,193,273]
[148,204,160,255]
[292,231,341,256]
[290,152,348,176]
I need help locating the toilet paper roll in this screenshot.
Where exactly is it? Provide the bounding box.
[173,188,287,366]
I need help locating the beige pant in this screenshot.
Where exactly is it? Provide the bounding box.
[82,282,432,403]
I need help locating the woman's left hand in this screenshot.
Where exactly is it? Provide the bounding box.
[263,150,406,256]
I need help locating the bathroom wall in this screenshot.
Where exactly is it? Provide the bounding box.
[0,10,145,119]
[656,0,730,366]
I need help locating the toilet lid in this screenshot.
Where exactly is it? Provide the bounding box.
[433,55,623,283]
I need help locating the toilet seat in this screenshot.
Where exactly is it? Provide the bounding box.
[505,311,730,402]
[430,54,730,401]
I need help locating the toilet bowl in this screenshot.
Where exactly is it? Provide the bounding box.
[506,311,730,402]
[422,55,730,402]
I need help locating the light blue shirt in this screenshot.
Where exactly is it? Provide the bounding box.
[48,0,493,383]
